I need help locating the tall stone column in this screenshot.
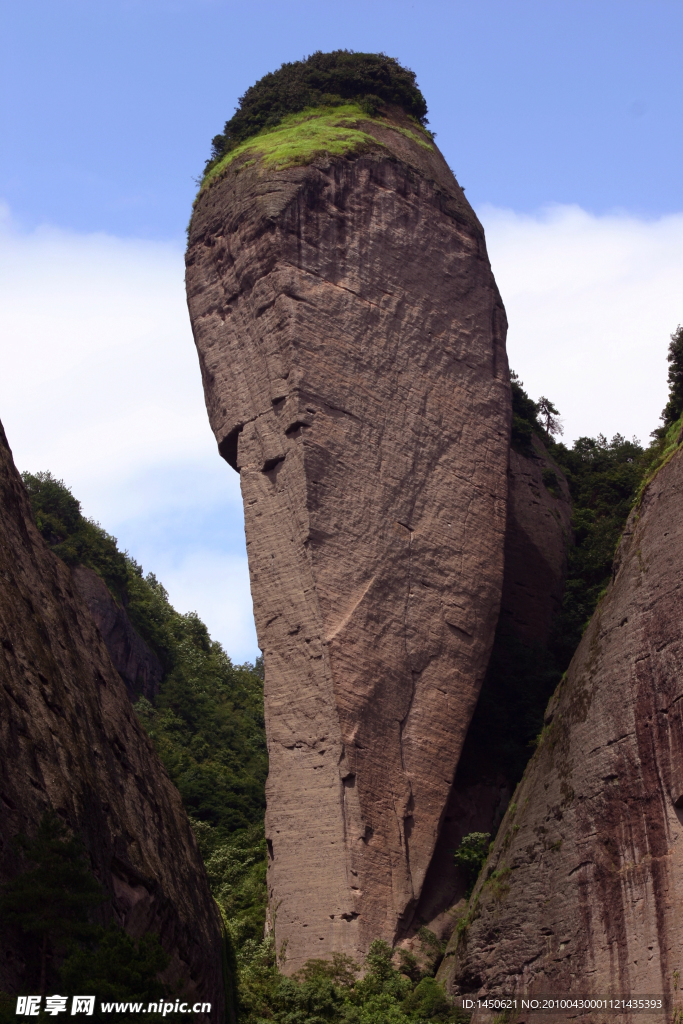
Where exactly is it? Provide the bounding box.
[186,108,510,971]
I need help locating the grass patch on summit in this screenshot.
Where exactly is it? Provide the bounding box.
[200,103,432,191]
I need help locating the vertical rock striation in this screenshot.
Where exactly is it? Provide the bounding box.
[402,435,572,941]
[439,441,683,1015]
[0,420,227,1016]
[186,106,510,969]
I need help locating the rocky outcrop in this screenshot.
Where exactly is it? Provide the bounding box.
[439,442,683,1017]
[186,107,511,969]
[72,564,163,701]
[401,435,572,941]
[0,420,228,1017]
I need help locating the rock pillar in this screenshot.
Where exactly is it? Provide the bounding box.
[186,112,510,969]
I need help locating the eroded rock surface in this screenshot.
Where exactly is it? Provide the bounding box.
[72,564,162,701]
[0,421,227,1016]
[500,436,572,647]
[405,435,572,940]
[439,443,683,1018]
[186,110,510,969]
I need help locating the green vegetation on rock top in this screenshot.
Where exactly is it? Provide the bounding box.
[206,50,428,173]
[200,103,433,192]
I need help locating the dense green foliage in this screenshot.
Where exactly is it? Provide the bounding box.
[207,50,428,171]
[452,834,491,899]
[22,471,129,601]
[0,810,105,992]
[660,324,683,429]
[133,649,266,834]
[510,371,542,453]
[550,432,646,665]
[0,812,168,1018]
[60,927,169,1024]
[511,375,653,659]
[233,938,465,1024]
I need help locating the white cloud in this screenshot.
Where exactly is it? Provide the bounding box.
[1,202,681,662]
[0,206,257,661]
[480,204,683,445]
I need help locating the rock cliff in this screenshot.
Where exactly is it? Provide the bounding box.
[401,434,572,941]
[186,105,511,968]
[0,420,228,1015]
[72,564,163,701]
[499,435,572,648]
[439,440,683,1016]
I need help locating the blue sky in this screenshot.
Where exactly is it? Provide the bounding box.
[1,0,682,660]
[2,0,682,236]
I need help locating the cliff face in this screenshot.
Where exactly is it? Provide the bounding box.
[72,564,162,701]
[0,421,226,1014]
[402,435,572,941]
[500,436,572,648]
[186,108,510,969]
[439,442,683,1014]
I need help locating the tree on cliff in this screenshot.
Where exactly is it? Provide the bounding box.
[661,324,683,429]
[0,811,105,994]
[537,396,564,443]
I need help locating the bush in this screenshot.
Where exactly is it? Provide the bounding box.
[60,927,169,1023]
[453,834,491,897]
[206,50,428,171]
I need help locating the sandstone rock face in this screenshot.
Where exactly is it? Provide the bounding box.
[186,110,510,970]
[500,436,572,647]
[72,564,163,701]
[403,436,572,940]
[439,443,683,1017]
[0,421,227,1016]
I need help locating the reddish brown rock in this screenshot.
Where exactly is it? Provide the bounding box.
[72,563,162,701]
[186,108,510,970]
[439,442,683,1017]
[0,420,228,1016]
[500,435,572,648]
[401,435,572,942]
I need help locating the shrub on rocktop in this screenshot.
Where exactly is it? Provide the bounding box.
[206,50,428,172]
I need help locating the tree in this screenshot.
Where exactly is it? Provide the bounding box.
[0,811,105,993]
[537,397,564,443]
[453,832,491,896]
[661,324,683,428]
[60,926,168,1023]
[510,372,541,452]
